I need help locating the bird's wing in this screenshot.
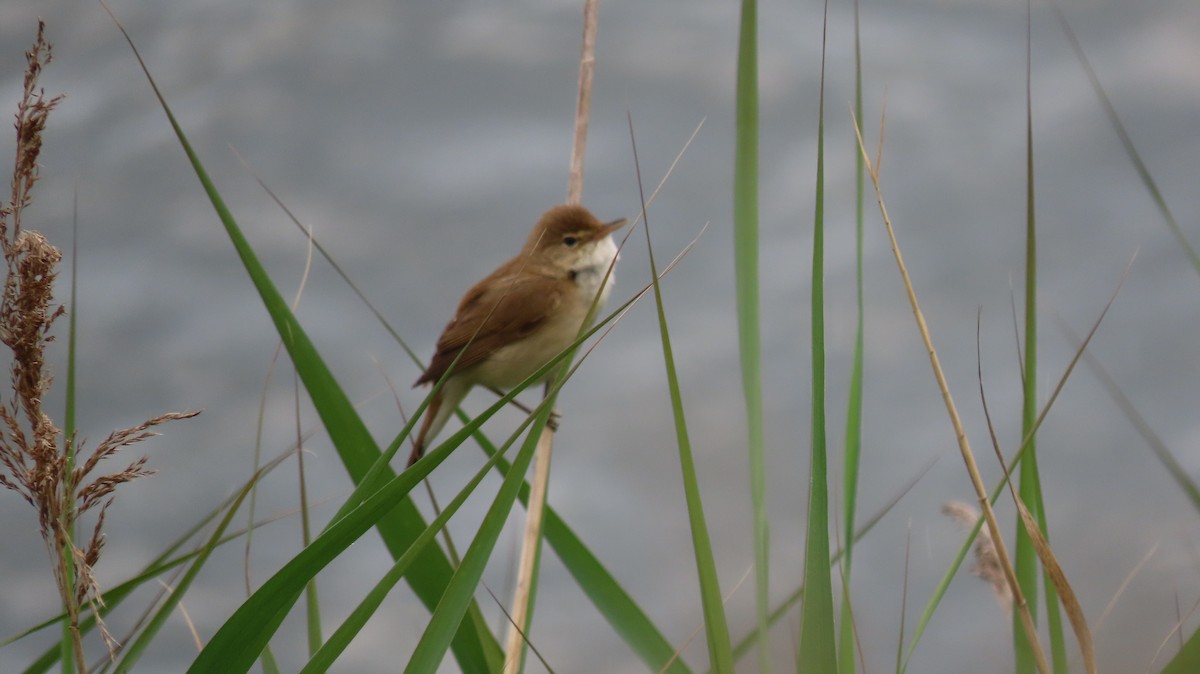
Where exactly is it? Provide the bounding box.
[415,270,563,386]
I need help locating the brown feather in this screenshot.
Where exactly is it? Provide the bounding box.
[415,268,564,386]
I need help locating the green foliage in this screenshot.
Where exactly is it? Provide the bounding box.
[7,4,1196,673]
[796,8,837,671]
[733,0,771,670]
[839,1,868,671]
[632,122,735,671]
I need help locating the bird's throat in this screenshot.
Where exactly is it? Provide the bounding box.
[569,235,619,312]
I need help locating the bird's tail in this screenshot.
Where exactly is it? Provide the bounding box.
[407,377,471,468]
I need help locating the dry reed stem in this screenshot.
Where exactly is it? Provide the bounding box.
[566,0,599,206]
[503,51,702,674]
[501,431,551,673]
[502,1,601,670]
[0,21,199,671]
[505,15,700,669]
[849,109,1051,674]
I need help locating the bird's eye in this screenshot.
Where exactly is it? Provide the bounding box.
[563,236,578,247]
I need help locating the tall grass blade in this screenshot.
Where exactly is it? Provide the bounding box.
[474,425,694,673]
[733,0,770,669]
[724,458,935,669]
[839,0,867,671]
[187,308,614,673]
[797,4,837,672]
[268,181,699,670]
[1014,4,1054,670]
[1021,7,1070,668]
[61,192,80,674]
[401,403,555,672]
[101,9,500,670]
[185,427,473,672]
[111,462,272,673]
[630,119,734,672]
[299,417,516,674]
[193,272,644,672]
[296,385,323,658]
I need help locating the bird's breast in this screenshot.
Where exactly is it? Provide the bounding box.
[471,309,589,389]
[471,237,618,390]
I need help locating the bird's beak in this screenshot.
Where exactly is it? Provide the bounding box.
[603,217,628,236]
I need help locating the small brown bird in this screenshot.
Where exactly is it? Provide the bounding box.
[408,204,627,467]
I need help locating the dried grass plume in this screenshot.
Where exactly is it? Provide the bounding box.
[0,21,199,671]
[943,500,1013,613]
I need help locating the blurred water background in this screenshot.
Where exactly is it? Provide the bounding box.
[1,1,1198,671]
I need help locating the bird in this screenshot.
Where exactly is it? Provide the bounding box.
[407,204,627,467]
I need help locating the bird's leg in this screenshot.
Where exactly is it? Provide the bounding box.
[485,385,561,431]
